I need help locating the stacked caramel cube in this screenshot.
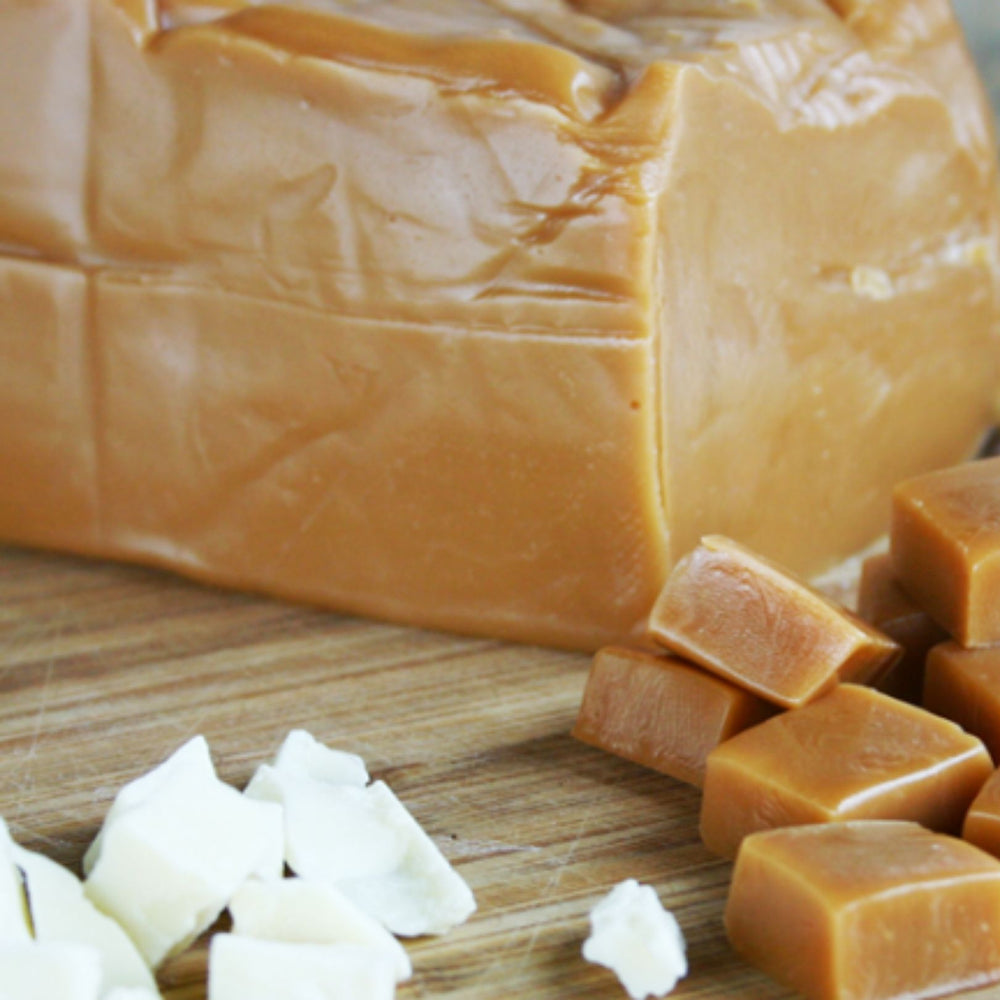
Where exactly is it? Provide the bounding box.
[574,456,1000,1000]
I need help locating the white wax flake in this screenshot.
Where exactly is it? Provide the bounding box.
[207,934,395,1000]
[229,877,411,982]
[0,818,30,943]
[83,736,284,968]
[14,846,159,997]
[582,880,687,1000]
[0,940,102,1000]
[245,732,475,937]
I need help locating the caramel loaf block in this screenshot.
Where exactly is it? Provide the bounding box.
[0,0,997,648]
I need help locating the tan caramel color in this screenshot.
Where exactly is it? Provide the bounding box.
[924,640,1000,761]
[963,767,1000,860]
[0,1,998,648]
[856,551,946,704]
[892,457,1000,648]
[725,821,1000,1000]
[700,683,993,858]
[649,536,900,708]
[572,645,775,788]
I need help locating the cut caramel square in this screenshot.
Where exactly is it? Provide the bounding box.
[892,457,1000,647]
[726,821,1000,1000]
[856,552,946,704]
[700,684,992,858]
[649,536,900,708]
[572,646,775,788]
[963,767,1000,860]
[924,641,1000,762]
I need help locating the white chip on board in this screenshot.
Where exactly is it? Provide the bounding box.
[207,934,395,1000]
[272,730,369,787]
[0,940,102,1000]
[582,880,687,999]
[83,736,284,967]
[230,877,411,982]
[247,750,475,936]
[14,846,159,997]
[0,818,30,943]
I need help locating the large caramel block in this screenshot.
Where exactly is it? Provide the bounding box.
[924,640,1000,761]
[700,683,993,859]
[726,821,1000,1000]
[0,1,998,648]
[648,536,900,708]
[892,457,1000,648]
[572,645,775,788]
[856,552,947,704]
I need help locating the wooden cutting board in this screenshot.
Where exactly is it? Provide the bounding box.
[1,543,998,1000]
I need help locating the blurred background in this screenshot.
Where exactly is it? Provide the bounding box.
[955,0,1000,119]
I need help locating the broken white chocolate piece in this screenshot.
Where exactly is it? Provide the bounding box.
[271,730,369,788]
[83,736,284,967]
[13,846,158,997]
[207,934,395,1000]
[582,880,687,1000]
[229,877,410,982]
[247,737,475,936]
[0,818,30,943]
[0,940,102,1000]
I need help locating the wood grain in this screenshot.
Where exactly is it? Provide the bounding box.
[1,543,998,1000]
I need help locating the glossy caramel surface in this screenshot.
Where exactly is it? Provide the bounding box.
[700,683,993,858]
[924,640,1000,761]
[893,457,1000,647]
[572,645,775,788]
[726,821,1000,1000]
[649,536,900,708]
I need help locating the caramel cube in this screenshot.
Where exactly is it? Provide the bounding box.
[963,767,1000,859]
[924,641,1000,761]
[572,646,775,788]
[648,536,900,708]
[700,684,992,858]
[725,821,1000,1000]
[856,552,946,704]
[892,456,1000,647]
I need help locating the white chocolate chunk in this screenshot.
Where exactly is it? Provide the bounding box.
[229,877,411,982]
[83,736,284,968]
[582,880,687,1000]
[0,818,30,943]
[247,768,475,937]
[207,934,395,1000]
[13,846,159,997]
[83,736,216,876]
[0,940,102,1000]
[272,730,368,787]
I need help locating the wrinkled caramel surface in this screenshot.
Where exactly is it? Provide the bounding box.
[0,0,997,646]
[649,536,900,707]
